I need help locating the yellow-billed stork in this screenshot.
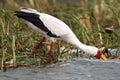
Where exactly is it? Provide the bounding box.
[15,8,107,63]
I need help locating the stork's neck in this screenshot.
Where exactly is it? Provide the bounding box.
[75,40,98,56]
[65,33,98,56]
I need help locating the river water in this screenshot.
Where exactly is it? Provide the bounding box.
[0,58,120,80]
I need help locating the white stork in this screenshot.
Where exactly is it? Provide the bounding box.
[15,8,107,63]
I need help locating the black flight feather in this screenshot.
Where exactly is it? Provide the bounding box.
[15,11,60,38]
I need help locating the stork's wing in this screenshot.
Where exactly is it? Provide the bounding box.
[15,8,72,38]
[39,13,71,37]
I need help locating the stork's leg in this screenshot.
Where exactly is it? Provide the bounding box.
[33,37,46,54]
[48,42,54,63]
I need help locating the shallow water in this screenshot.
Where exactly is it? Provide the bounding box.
[0,59,120,80]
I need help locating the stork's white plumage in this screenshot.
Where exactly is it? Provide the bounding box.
[15,8,107,63]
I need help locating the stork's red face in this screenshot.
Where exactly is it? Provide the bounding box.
[96,49,107,60]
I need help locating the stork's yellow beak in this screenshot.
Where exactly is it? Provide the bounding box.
[100,53,107,60]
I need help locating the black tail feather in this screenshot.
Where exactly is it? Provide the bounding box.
[14,11,39,18]
[14,11,24,18]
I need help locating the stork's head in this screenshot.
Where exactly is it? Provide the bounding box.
[79,45,107,60]
[95,49,107,60]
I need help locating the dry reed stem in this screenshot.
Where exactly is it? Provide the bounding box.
[29,0,34,7]
[1,49,6,72]
[12,35,17,68]
[1,19,5,35]
[98,24,103,45]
